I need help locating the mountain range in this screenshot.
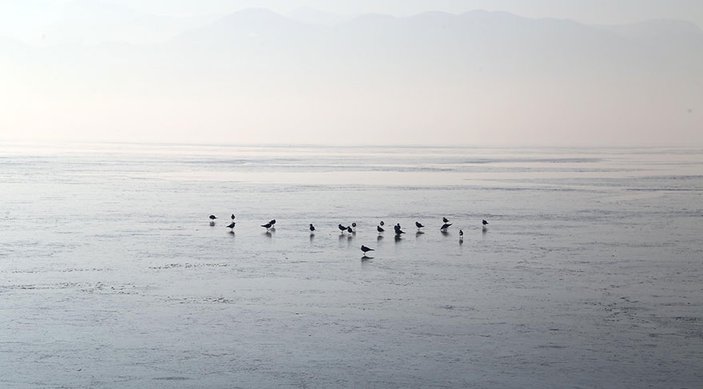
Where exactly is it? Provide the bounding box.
[1,7,701,145]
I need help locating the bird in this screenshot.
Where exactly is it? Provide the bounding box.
[261,221,274,230]
[459,229,464,237]
[394,224,405,235]
[440,223,452,231]
[309,224,316,232]
[270,219,277,226]
[379,221,385,226]
[443,217,449,223]
[338,224,348,233]
[231,214,236,220]
[482,219,488,226]
[415,221,424,229]
[361,245,374,254]
[347,226,353,233]
[226,222,235,231]
[377,225,385,233]
[209,215,217,220]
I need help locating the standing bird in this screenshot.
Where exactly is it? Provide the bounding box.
[361,245,374,255]
[415,222,424,229]
[261,221,274,230]
[482,219,488,226]
[394,223,405,235]
[377,225,385,233]
[309,224,316,232]
[440,223,452,231]
[226,222,235,231]
[443,217,449,223]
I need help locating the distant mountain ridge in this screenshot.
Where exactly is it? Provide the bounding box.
[1,7,701,146]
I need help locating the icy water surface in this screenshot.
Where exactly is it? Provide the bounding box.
[1,143,702,388]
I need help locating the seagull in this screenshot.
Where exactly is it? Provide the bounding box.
[440,223,452,231]
[377,225,385,233]
[361,245,374,254]
[309,224,316,232]
[261,221,274,230]
[415,222,424,229]
[226,222,235,231]
[443,217,449,223]
[482,219,488,226]
[338,224,348,233]
[209,215,217,220]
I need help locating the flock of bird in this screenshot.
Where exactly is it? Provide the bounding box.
[208,213,489,258]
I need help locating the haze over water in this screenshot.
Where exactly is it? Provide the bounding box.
[1,143,702,388]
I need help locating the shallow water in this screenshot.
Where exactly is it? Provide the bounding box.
[1,143,702,388]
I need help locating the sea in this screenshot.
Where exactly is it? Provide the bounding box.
[1,143,702,388]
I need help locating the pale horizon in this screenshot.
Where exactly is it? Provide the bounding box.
[1,0,701,147]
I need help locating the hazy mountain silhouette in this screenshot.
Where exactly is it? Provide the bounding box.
[1,8,701,145]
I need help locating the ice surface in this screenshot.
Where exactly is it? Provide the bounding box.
[1,144,702,388]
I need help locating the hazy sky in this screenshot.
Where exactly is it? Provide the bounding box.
[2,0,702,26]
[0,0,701,146]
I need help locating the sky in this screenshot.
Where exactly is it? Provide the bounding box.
[0,0,701,146]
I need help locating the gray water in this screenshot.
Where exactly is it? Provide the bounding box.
[1,143,702,388]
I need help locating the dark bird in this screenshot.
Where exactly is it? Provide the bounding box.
[443,217,449,223]
[338,224,348,232]
[394,224,405,235]
[482,219,488,226]
[361,245,374,254]
[309,224,316,232]
[231,214,236,220]
[261,221,274,229]
[379,221,385,226]
[226,222,235,230]
[270,219,277,226]
[415,222,424,229]
[377,225,385,233]
[440,223,452,231]
[209,215,217,220]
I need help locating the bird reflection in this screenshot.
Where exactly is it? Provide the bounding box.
[377,235,384,242]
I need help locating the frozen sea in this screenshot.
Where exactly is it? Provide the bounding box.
[1,143,702,388]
